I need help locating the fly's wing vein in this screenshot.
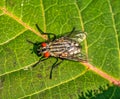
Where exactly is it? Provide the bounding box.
[60,53,87,62]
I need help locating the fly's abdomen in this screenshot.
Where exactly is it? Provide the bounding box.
[48,37,81,57]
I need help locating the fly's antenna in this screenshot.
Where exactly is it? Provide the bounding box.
[26,39,35,45]
[26,39,41,45]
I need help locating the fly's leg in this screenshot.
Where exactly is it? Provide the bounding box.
[36,24,56,41]
[65,27,76,37]
[50,58,64,79]
[70,27,76,35]
[65,27,87,41]
[32,56,48,68]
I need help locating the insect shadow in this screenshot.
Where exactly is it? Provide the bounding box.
[27,24,87,79]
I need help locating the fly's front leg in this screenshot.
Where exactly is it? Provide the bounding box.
[32,56,48,68]
[36,24,56,41]
[50,58,64,79]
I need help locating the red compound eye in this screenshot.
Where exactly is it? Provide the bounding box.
[44,52,50,58]
[41,42,47,47]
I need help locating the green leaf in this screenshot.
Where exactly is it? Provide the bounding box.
[0,0,120,99]
[91,85,120,99]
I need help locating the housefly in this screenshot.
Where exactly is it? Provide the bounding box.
[27,24,87,79]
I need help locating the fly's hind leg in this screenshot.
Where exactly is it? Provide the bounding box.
[65,27,76,37]
[50,58,64,79]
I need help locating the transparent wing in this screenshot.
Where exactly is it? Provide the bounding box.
[61,52,87,62]
[64,28,87,43]
[70,31,87,43]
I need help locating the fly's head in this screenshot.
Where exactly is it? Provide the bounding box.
[27,40,51,58]
[37,42,50,58]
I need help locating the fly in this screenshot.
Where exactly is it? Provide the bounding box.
[27,24,87,79]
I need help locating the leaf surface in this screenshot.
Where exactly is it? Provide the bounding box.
[0,0,120,98]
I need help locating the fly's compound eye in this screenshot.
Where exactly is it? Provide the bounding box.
[44,51,50,58]
[41,42,47,47]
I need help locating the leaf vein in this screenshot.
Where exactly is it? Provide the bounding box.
[0,7,47,39]
[107,0,120,62]
[40,0,46,32]
[18,67,88,99]
[0,29,27,46]
[74,0,88,57]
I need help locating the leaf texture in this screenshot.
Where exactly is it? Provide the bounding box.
[0,0,120,99]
